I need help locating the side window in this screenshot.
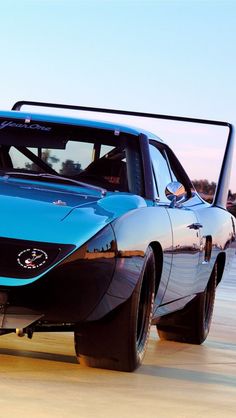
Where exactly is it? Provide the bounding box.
[149,144,172,202]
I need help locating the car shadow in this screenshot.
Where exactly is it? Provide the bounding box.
[0,347,77,364]
[138,364,236,388]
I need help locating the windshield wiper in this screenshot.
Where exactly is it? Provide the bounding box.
[2,171,107,197]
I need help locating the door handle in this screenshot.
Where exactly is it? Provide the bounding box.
[187,223,203,230]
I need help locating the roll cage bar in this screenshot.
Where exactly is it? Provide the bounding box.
[12,100,234,208]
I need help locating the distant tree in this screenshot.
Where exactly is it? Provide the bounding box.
[192,179,216,195]
[228,189,236,201]
[192,179,216,202]
[59,159,82,176]
[41,149,60,167]
[193,180,236,205]
[25,149,59,172]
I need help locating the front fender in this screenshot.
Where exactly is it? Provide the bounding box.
[87,206,173,320]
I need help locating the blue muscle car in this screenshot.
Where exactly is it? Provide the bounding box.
[0,100,234,371]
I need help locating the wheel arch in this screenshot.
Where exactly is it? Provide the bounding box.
[148,241,163,297]
[215,252,226,285]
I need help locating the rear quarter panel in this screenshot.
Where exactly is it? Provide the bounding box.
[194,205,236,292]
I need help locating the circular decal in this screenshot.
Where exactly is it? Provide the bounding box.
[17,248,48,269]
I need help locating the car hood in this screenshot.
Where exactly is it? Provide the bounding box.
[0,177,147,246]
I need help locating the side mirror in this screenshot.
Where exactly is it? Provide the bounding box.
[165,181,187,207]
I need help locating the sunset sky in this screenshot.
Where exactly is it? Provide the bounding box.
[1,0,235,191]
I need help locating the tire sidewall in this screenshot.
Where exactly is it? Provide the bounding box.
[129,246,155,367]
[198,263,217,341]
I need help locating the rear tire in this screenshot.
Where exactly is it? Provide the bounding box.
[157,263,217,344]
[74,246,155,371]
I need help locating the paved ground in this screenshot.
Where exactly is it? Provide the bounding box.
[0,258,235,418]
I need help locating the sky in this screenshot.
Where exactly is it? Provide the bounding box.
[0,0,236,191]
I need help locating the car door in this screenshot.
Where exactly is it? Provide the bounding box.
[150,143,201,305]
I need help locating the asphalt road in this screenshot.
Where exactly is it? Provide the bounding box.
[0,258,235,418]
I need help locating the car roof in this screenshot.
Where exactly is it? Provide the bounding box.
[0,110,164,143]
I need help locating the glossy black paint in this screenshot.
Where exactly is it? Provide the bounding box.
[4,225,117,323]
[1,182,235,328]
[0,237,74,279]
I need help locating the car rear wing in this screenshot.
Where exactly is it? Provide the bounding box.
[12,100,235,209]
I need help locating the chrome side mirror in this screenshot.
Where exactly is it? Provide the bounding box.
[165,181,187,207]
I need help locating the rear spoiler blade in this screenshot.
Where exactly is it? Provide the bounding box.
[213,124,234,209]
